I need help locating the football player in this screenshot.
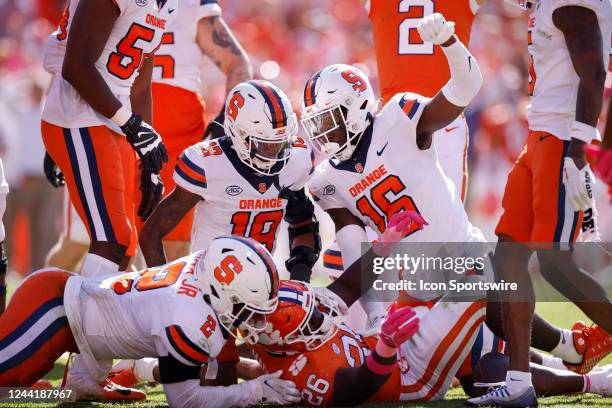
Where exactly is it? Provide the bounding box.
[151,0,253,261]
[40,0,171,275]
[484,0,612,405]
[140,80,320,282]
[250,281,611,406]
[0,159,7,315]
[0,236,301,407]
[359,0,487,203]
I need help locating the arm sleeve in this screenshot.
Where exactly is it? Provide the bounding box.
[163,378,262,408]
[196,0,222,20]
[286,142,315,191]
[173,146,208,199]
[161,324,211,367]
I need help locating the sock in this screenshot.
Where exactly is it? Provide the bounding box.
[582,375,590,393]
[551,329,582,364]
[539,353,567,370]
[80,254,119,278]
[505,370,532,394]
[134,358,157,382]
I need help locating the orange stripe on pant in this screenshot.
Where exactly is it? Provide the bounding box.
[400,301,486,394]
[152,83,205,242]
[41,121,139,255]
[0,271,78,386]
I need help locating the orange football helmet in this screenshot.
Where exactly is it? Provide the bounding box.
[257,280,339,353]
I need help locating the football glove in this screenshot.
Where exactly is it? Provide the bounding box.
[138,170,163,220]
[563,158,595,211]
[252,370,301,405]
[203,107,226,140]
[121,114,168,174]
[417,13,455,45]
[373,211,428,256]
[379,304,419,349]
[43,152,65,188]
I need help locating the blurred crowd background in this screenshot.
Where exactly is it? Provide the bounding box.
[0,0,609,276]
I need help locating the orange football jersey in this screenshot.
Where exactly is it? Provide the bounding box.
[367,0,480,102]
[251,324,400,406]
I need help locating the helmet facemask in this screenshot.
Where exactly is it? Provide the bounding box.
[283,298,337,351]
[226,119,295,176]
[301,103,366,162]
[218,290,278,344]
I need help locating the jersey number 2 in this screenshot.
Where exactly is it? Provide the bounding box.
[356,175,421,235]
[398,0,434,55]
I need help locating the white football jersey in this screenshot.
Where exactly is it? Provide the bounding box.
[527,0,612,141]
[42,0,177,130]
[63,252,226,380]
[173,136,314,253]
[309,93,476,243]
[152,0,221,92]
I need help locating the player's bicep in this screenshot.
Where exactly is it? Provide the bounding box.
[552,6,604,77]
[158,355,202,383]
[327,208,365,232]
[197,16,249,74]
[64,0,119,68]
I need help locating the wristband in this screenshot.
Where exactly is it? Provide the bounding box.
[110,106,132,127]
[571,121,601,144]
[365,349,397,375]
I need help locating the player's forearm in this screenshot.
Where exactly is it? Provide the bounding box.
[164,379,264,408]
[130,58,154,124]
[575,73,605,129]
[225,58,253,93]
[327,246,378,307]
[602,102,612,150]
[139,231,167,267]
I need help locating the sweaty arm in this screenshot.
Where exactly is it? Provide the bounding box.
[197,16,252,93]
[553,5,606,165]
[140,186,202,266]
[416,15,483,147]
[130,57,154,124]
[61,0,122,118]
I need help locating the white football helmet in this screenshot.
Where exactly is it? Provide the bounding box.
[195,236,280,343]
[224,80,298,176]
[301,64,377,161]
[503,0,534,9]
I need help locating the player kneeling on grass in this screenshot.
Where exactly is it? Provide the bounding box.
[0,236,301,407]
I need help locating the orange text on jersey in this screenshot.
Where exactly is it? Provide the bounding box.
[349,164,388,198]
[239,198,284,210]
[146,14,166,30]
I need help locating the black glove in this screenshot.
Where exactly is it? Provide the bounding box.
[203,107,225,140]
[138,170,164,220]
[43,152,65,187]
[288,263,312,283]
[121,114,168,174]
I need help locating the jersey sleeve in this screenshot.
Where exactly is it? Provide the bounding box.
[383,92,429,145]
[307,166,345,211]
[550,0,604,15]
[161,324,212,367]
[285,139,315,191]
[196,0,222,20]
[173,145,208,199]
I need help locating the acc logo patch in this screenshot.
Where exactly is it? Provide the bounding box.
[225,185,243,196]
[136,0,148,6]
[323,185,335,196]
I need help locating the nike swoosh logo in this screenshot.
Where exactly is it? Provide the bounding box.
[539,134,552,141]
[445,126,459,132]
[168,8,175,13]
[509,378,522,382]
[376,142,388,156]
[468,56,472,71]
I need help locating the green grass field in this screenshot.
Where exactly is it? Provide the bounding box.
[2,277,610,407]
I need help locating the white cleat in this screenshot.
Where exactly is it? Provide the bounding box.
[586,364,612,397]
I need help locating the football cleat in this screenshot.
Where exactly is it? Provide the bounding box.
[465,385,538,407]
[66,370,146,402]
[107,368,139,389]
[565,321,612,374]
